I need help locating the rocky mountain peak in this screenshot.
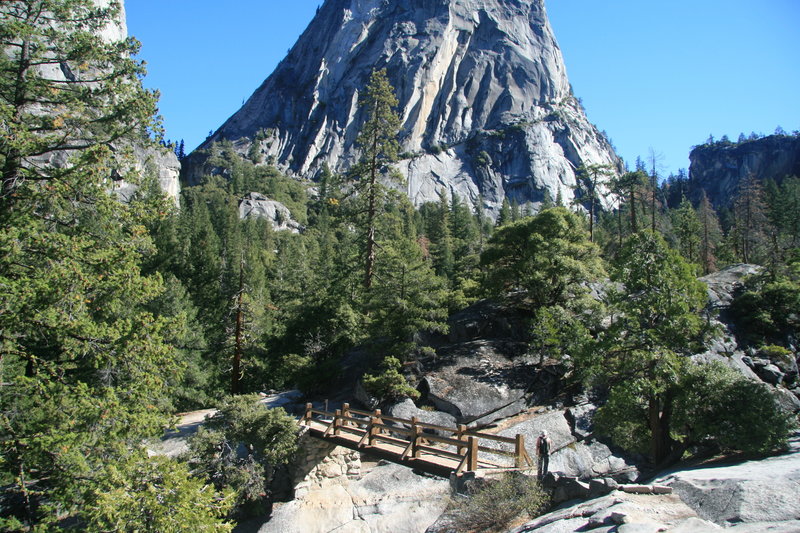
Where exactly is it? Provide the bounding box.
[185,0,622,215]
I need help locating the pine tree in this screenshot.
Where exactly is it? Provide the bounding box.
[0,2,220,528]
[429,191,455,279]
[481,207,605,311]
[496,198,512,227]
[733,174,769,263]
[350,69,402,289]
[672,197,701,269]
[697,191,722,274]
[588,232,708,463]
[0,0,159,217]
[575,164,613,242]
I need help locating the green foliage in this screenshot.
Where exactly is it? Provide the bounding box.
[0,0,160,212]
[594,380,652,453]
[366,224,450,359]
[586,232,708,462]
[730,273,800,344]
[671,197,702,271]
[529,304,596,366]
[362,356,420,402]
[185,396,298,517]
[673,362,793,454]
[0,3,232,528]
[448,473,549,533]
[481,207,605,311]
[86,455,234,532]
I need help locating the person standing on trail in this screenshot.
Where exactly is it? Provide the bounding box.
[537,430,552,478]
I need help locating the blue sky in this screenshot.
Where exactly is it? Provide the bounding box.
[126,0,799,177]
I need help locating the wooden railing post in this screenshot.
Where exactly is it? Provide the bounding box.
[334,409,342,435]
[342,403,351,428]
[411,417,420,458]
[457,424,467,454]
[515,434,524,468]
[369,409,381,446]
[304,402,313,423]
[468,436,478,472]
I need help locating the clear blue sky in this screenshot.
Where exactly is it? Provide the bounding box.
[126,0,800,177]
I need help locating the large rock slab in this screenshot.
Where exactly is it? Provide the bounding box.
[238,192,304,232]
[262,462,450,533]
[699,264,762,311]
[385,399,457,436]
[494,409,638,481]
[511,492,697,533]
[657,434,800,525]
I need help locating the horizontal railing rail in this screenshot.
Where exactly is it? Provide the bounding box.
[301,402,534,475]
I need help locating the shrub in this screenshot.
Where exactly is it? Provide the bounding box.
[184,396,298,517]
[673,362,794,454]
[87,455,234,532]
[362,356,420,402]
[448,473,548,533]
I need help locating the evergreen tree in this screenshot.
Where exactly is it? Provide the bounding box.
[0,0,159,217]
[575,164,613,242]
[733,174,769,263]
[697,191,722,274]
[0,2,221,525]
[481,207,605,311]
[584,232,708,463]
[671,197,701,269]
[496,197,512,227]
[350,69,402,289]
[429,191,455,279]
[610,170,648,244]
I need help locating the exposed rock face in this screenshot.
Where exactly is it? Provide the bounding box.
[693,264,763,381]
[657,434,800,527]
[185,0,621,215]
[512,433,800,532]
[689,135,800,209]
[111,144,181,207]
[238,192,304,232]
[493,409,639,482]
[263,461,450,533]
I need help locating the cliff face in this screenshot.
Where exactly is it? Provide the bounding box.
[185,0,621,215]
[689,135,800,209]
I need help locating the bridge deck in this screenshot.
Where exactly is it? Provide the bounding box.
[304,419,503,477]
[301,404,534,479]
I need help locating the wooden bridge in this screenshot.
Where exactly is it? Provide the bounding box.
[301,403,535,478]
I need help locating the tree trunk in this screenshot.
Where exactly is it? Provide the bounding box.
[231,258,245,394]
[363,137,379,289]
[648,394,673,464]
[1,38,31,210]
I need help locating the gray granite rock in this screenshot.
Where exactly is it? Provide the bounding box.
[495,410,638,481]
[184,0,622,216]
[658,434,800,525]
[238,192,304,232]
[385,399,457,436]
[689,136,800,210]
[262,462,449,533]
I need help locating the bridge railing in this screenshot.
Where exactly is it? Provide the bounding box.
[302,403,534,475]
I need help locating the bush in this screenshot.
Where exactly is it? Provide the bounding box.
[730,277,800,343]
[673,362,794,454]
[184,396,298,517]
[448,473,548,533]
[362,356,420,402]
[87,455,234,533]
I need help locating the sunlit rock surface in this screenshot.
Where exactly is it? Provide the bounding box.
[185,0,621,215]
